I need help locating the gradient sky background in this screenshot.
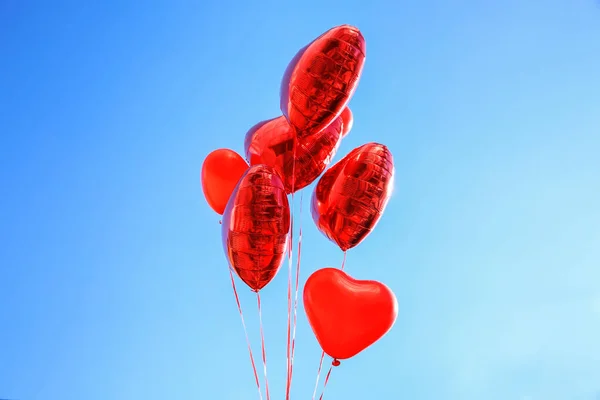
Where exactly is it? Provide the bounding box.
[1,1,600,399]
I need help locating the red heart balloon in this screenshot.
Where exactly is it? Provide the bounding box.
[303,268,398,360]
[244,115,343,193]
[311,143,394,251]
[280,25,366,137]
[201,148,249,215]
[222,164,290,291]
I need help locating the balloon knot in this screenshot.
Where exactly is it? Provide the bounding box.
[219,220,222,225]
[332,359,340,367]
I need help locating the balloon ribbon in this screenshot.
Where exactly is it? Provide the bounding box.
[311,351,326,400]
[285,194,294,399]
[285,136,298,399]
[318,359,340,400]
[228,268,262,400]
[288,191,304,394]
[256,292,270,400]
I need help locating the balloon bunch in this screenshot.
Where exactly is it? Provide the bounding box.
[201,25,397,399]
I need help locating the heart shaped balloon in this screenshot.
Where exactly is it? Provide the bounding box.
[244,115,343,193]
[222,164,291,291]
[311,142,394,251]
[303,268,398,360]
[201,148,249,215]
[280,25,366,137]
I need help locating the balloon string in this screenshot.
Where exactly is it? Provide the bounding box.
[228,268,263,400]
[256,291,270,400]
[288,190,303,393]
[341,250,347,271]
[311,351,326,400]
[318,359,339,400]
[285,132,298,400]
[285,194,294,399]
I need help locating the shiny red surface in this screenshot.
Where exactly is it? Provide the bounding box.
[222,164,291,291]
[303,268,398,360]
[201,148,249,215]
[244,115,343,193]
[340,106,353,137]
[311,143,394,251]
[280,25,366,137]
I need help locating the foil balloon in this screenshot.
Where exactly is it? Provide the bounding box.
[222,164,291,291]
[303,268,398,360]
[311,143,394,251]
[340,107,353,137]
[244,115,343,193]
[201,148,249,215]
[280,25,366,137]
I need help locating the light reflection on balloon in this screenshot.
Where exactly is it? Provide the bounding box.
[280,25,366,137]
[221,164,290,291]
[244,115,343,193]
[311,142,394,251]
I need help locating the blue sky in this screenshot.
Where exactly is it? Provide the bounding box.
[1,1,599,399]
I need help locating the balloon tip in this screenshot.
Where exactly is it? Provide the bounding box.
[332,359,340,367]
[219,220,222,224]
